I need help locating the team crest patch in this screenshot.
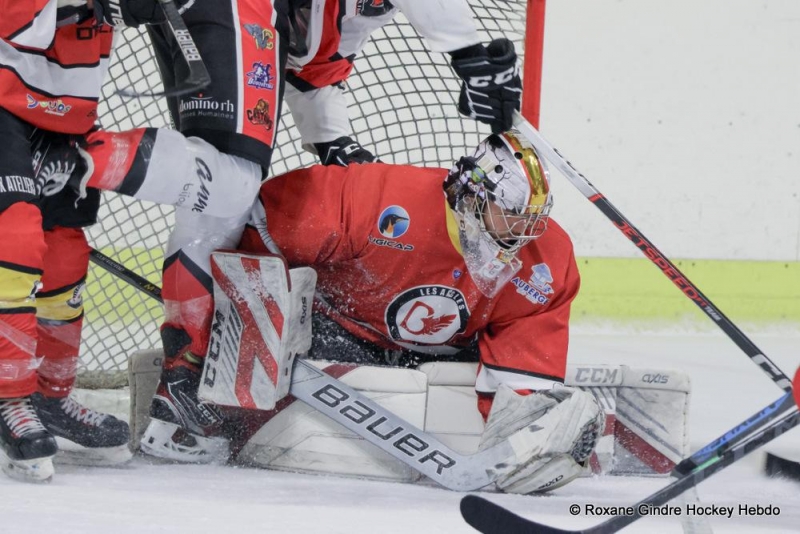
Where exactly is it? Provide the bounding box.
[247,99,274,130]
[357,0,394,17]
[246,62,275,90]
[511,263,555,306]
[385,285,469,345]
[243,23,274,50]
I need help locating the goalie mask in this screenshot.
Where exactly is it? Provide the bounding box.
[444,130,552,297]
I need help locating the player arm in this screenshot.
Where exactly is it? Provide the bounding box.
[475,250,582,418]
[474,254,604,494]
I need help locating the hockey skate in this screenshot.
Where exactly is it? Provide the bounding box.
[0,397,57,482]
[31,393,132,466]
[140,358,230,464]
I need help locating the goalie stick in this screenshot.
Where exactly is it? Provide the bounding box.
[88,249,514,490]
[461,404,800,534]
[117,0,211,98]
[511,111,792,393]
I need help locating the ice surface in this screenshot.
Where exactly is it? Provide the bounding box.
[3,331,799,533]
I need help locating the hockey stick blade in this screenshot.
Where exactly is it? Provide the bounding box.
[460,407,800,534]
[289,359,514,491]
[116,0,210,98]
[510,111,792,392]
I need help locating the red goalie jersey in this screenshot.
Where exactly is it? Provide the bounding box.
[0,2,113,134]
[240,163,580,415]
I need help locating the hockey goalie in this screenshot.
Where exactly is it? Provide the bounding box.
[124,130,606,494]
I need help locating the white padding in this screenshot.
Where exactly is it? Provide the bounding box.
[238,361,428,482]
[128,349,164,451]
[418,362,485,455]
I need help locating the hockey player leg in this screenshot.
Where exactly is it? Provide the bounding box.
[32,128,262,220]
[479,385,604,494]
[0,113,57,482]
[140,211,250,464]
[33,223,131,467]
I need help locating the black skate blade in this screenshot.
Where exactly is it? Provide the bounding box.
[764,451,800,482]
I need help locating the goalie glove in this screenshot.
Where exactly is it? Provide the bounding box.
[94,0,195,28]
[450,39,522,134]
[314,136,378,167]
[479,385,604,494]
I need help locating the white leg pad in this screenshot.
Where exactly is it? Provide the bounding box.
[238,361,427,483]
[198,253,317,410]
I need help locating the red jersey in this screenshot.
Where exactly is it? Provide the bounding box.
[0,2,113,133]
[240,163,580,405]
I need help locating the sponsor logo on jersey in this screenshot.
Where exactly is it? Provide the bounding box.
[192,158,213,213]
[246,99,274,130]
[179,94,235,120]
[26,95,72,116]
[0,175,37,196]
[511,262,554,306]
[368,206,413,251]
[378,206,409,238]
[246,62,275,90]
[357,0,395,17]
[385,285,469,345]
[243,23,275,50]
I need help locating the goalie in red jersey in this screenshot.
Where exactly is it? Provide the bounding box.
[43,127,604,493]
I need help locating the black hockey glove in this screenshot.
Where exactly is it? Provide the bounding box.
[314,136,378,166]
[450,39,522,134]
[94,0,194,28]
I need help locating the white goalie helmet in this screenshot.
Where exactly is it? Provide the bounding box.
[444,130,552,297]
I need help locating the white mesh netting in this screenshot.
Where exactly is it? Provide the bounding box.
[79,0,531,388]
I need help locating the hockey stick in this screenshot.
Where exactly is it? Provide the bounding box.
[89,249,162,301]
[511,111,791,392]
[117,0,211,98]
[87,248,514,490]
[461,404,800,534]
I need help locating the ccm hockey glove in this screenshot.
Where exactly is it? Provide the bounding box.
[94,0,194,27]
[451,39,522,134]
[314,136,378,166]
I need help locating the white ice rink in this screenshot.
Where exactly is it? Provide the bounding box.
[3,330,798,534]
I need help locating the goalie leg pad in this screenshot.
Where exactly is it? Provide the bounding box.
[237,361,427,483]
[198,252,316,411]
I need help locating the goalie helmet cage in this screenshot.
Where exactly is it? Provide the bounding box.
[78,0,545,389]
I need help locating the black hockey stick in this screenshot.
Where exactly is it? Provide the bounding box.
[89,248,162,301]
[117,0,210,98]
[461,405,800,534]
[511,112,792,393]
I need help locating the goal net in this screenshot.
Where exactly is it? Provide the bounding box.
[78,0,542,388]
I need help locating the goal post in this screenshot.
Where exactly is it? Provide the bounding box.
[78,0,546,388]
